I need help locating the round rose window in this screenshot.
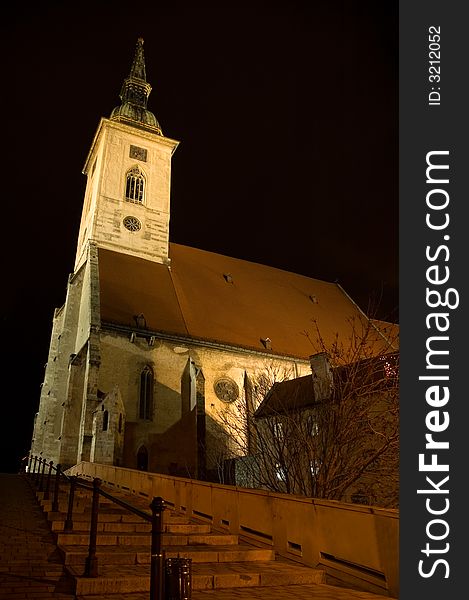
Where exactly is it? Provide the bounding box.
[123,216,141,232]
[214,378,239,403]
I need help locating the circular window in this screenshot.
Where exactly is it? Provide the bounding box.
[123,216,141,232]
[214,378,239,403]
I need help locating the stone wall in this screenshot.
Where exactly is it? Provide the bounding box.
[31,304,65,462]
[32,260,89,467]
[97,328,310,477]
[31,248,100,469]
[90,385,125,465]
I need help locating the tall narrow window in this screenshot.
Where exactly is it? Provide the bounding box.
[125,166,145,203]
[103,410,109,431]
[137,445,148,471]
[139,366,153,420]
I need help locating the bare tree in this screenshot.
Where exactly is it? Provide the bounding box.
[213,316,399,508]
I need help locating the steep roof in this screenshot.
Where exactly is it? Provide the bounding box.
[254,375,316,418]
[98,243,392,359]
[254,351,399,419]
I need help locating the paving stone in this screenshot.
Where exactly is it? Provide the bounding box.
[0,474,76,600]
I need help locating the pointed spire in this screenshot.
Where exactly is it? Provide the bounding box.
[130,37,147,81]
[110,38,162,134]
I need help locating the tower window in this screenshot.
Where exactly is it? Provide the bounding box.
[139,366,154,420]
[125,166,145,203]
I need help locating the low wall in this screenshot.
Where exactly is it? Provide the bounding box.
[67,461,399,597]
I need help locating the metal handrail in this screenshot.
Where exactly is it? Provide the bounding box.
[22,454,168,600]
[98,486,152,522]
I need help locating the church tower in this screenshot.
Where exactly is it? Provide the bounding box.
[31,39,180,468]
[75,38,179,270]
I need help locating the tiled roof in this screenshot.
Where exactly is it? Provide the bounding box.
[98,244,395,359]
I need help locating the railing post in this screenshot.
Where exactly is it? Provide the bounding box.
[150,496,165,600]
[52,464,61,512]
[84,478,101,577]
[35,458,42,485]
[32,455,38,477]
[28,454,33,474]
[64,476,77,533]
[39,457,47,492]
[44,461,53,500]
[19,455,27,474]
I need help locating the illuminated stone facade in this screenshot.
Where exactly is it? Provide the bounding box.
[30,39,390,480]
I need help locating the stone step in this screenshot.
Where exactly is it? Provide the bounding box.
[59,544,275,566]
[69,560,326,595]
[50,519,211,534]
[46,510,190,525]
[30,481,331,597]
[130,512,190,524]
[40,499,89,513]
[164,523,212,535]
[38,485,92,497]
[56,531,239,547]
[40,488,190,519]
[39,491,186,520]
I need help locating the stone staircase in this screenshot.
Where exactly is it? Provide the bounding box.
[34,477,326,597]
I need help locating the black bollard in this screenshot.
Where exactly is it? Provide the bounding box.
[165,557,192,600]
[149,496,165,600]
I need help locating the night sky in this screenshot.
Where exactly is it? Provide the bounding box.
[1,1,397,473]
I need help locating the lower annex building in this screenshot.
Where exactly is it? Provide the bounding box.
[30,39,397,480]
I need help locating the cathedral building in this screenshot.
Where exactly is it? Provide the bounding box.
[31,39,395,478]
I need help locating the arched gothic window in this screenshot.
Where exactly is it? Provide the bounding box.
[139,366,153,420]
[137,445,148,471]
[103,410,109,431]
[125,166,145,203]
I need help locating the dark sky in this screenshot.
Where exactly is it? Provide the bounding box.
[1,1,397,472]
